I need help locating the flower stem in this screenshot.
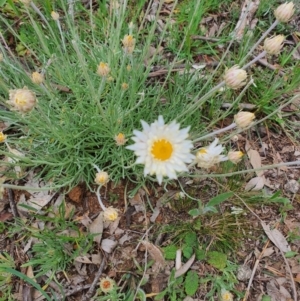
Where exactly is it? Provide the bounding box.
[96,186,107,211]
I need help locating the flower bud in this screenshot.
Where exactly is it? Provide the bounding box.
[121,83,128,90]
[122,34,135,54]
[224,65,247,90]
[51,11,60,21]
[97,62,110,77]
[221,289,233,301]
[7,87,37,113]
[31,71,44,85]
[274,2,295,23]
[228,151,243,164]
[264,35,285,55]
[0,132,7,143]
[234,112,255,128]
[19,0,31,6]
[103,207,118,221]
[114,133,127,146]
[95,171,109,186]
[0,52,3,62]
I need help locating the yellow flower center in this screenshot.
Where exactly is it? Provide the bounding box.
[198,148,207,154]
[15,97,27,106]
[151,139,173,161]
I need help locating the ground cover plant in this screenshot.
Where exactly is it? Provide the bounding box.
[0,0,300,300]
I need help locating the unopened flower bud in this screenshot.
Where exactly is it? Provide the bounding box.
[274,2,295,23]
[103,207,118,221]
[7,87,37,113]
[234,112,255,128]
[97,62,110,77]
[95,171,109,186]
[20,0,31,6]
[121,83,128,90]
[122,34,135,54]
[264,35,285,55]
[51,11,60,21]
[228,151,243,164]
[31,71,44,84]
[0,132,7,143]
[224,65,247,90]
[0,52,3,62]
[114,133,127,146]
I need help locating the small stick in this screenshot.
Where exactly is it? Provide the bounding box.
[242,239,270,301]
[81,257,106,301]
[7,189,19,218]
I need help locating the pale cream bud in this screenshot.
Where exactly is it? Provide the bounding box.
[0,132,7,143]
[103,207,118,222]
[7,87,37,113]
[114,133,127,146]
[224,65,247,90]
[95,171,109,186]
[31,71,44,85]
[221,289,233,301]
[274,2,295,23]
[122,34,135,54]
[228,151,243,164]
[234,112,255,128]
[264,35,285,55]
[97,62,110,77]
[51,11,60,21]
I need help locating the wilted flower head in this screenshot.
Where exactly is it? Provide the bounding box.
[121,83,128,90]
[0,132,7,143]
[224,65,247,90]
[234,112,255,128]
[264,35,285,55]
[7,87,37,113]
[126,116,194,185]
[51,11,60,21]
[228,151,243,164]
[274,2,295,23]
[31,72,44,85]
[220,289,233,301]
[95,171,109,186]
[122,34,135,54]
[114,133,127,146]
[97,62,110,77]
[195,138,227,169]
[103,207,118,221]
[99,277,115,293]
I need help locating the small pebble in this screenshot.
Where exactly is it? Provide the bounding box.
[284,180,300,194]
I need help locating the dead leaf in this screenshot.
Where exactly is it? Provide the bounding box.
[88,212,104,244]
[245,176,265,191]
[74,256,92,264]
[247,149,263,176]
[261,222,291,253]
[91,253,102,265]
[175,254,195,278]
[101,239,117,253]
[141,241,165,268]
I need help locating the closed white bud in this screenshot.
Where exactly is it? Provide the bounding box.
[103,207,118,221]
[228,151,243,164]
[51,11,60,21]
[224,65,247,90]
[234,112,255,128]
[274,2,295,23]
[95,171,109,186]
[264,35,285,55]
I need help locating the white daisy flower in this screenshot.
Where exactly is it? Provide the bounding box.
[195,138,227,169]
[126,116,194,185]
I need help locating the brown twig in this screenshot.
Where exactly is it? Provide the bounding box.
[7,189,19,218]
[81,256,106,301]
